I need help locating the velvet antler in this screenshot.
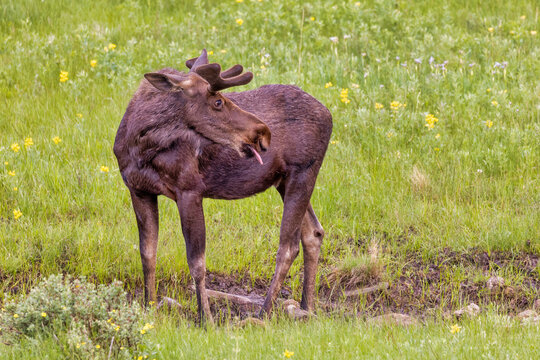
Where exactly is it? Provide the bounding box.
[185,49,253,92]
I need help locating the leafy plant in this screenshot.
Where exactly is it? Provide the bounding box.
[0,274,155,359]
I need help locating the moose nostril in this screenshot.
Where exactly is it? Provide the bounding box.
[259,138,267,152]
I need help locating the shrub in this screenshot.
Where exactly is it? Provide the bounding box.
[0,274,155,359]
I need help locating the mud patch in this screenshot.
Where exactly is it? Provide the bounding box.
[319,248,538,318]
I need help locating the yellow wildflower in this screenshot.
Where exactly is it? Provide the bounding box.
[53,136,62,144]
[220,49,227,53]
[13,209,22,219]
[324,82,333,88]
[424,113,439,129]
[41,312,47,317]
[520,15,526,20]
[390,101,405,111]
[115,325,120,331]
[13,314,19,318]
[485,120,493,128]
[100,166,109,173]
[340,88,350,104]
[208,50,213,55]
[96,344,101,349]
[24,137,33,149]
[450,324,461,334]
[531,30,537,36]
[4,161,7,165]
[236,18,244,26]
[386,131,394,138]
[434,147,440,152]
[355,2,361,6]
[76,113,83,118]
[11,143,20,152]
[13,187,18,191]
[488,27,494,33]
[90,59,97,67]
[284,350,294,358]
[76,344,81,349]
[491,100,498,107]
[309,16,315,21]
[236,0,243,2]
[435,133,441,139]
[108,43,116,50]
[140,329,146,334]
[375,102,384,110]
[8,170,15,176]
[59,71,69,82]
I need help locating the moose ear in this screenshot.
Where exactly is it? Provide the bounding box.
[144,73,191,92]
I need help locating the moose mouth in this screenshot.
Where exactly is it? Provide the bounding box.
[242,142,265,165]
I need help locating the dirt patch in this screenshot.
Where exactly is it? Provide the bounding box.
[319,248,538,318]
[1,248,538,322]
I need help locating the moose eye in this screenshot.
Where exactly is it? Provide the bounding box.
[214,99,223,109]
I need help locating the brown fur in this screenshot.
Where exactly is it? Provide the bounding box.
[114,50,332,323]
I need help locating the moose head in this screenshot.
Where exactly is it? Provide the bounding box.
[143,49,270,164]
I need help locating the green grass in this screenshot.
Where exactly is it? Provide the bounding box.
[0,0,539,357]
[2,314,539,359]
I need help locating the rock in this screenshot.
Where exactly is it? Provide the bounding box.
[486,276,504,293]
[503,286,516,298]
[517,310,539,325]
[281,299,311,320]
[454,303,480,318]
[237,317,266,328]
[157,296,183,310]
[534,299,540,310]
[517,309,537,319]
[344,282,389,298]
[368,313,418,326]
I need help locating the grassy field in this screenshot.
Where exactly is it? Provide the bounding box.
[1,0,539,358]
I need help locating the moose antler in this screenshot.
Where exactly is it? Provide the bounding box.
[186,49,253,92]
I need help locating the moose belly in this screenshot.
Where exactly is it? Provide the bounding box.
[201,152,284,200]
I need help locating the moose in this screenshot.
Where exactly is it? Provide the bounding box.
[114,49,332,323]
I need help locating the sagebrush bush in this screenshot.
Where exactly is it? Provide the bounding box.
[0,274,155,359]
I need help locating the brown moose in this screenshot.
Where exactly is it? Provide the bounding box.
[114,49,332,323]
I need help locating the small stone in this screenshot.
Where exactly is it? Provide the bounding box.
[454,303,480,318]
[280,299,310,319]
[237,317,266,328]
[517,310,539,325]
[517,309,537,319]
[281,299,300,309]
[368,313,418,326]
[503,286,515,298]
[486,276,504,292]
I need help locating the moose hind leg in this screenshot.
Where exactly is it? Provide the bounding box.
[130,191,159,306]
[262,175,313,315]
[300,203,324,311]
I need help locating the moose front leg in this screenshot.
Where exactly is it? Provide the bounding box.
[130,191,159,306]
[177,191,213,325]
